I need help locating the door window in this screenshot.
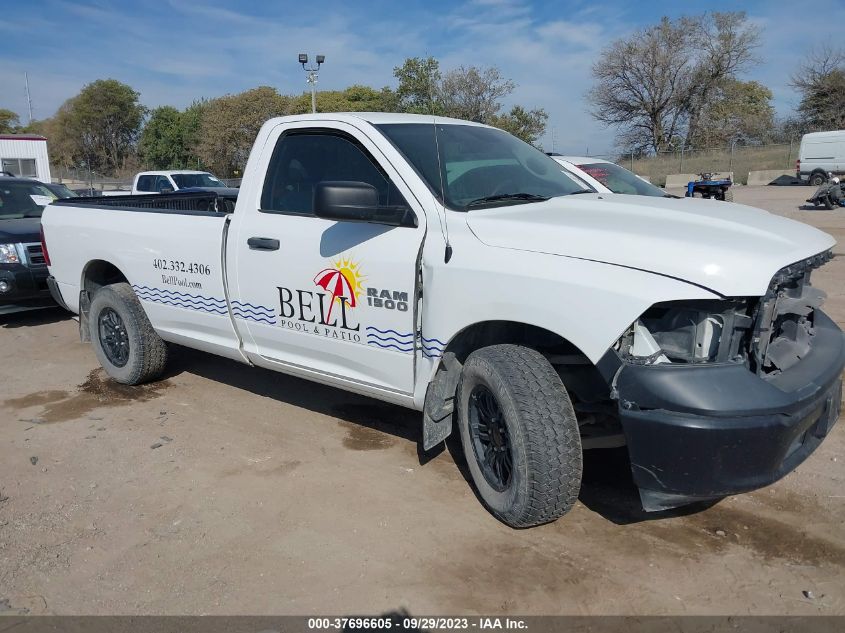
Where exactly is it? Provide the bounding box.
[155,176,173,192]
[136,175,155,192]
[260,131,407,215]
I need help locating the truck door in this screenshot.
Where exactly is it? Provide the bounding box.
[229,122,426,395]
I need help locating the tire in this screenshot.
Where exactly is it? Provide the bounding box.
[723,189,734,202]
[88,282,168,385]
[456,344,582,528]
[809,172,827,187]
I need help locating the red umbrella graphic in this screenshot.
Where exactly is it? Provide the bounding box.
[314,268,356,321]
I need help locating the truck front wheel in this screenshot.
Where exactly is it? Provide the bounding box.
[88,282,168,385]
[457,344,582,527]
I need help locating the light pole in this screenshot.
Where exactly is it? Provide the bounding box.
[299,53,325,114]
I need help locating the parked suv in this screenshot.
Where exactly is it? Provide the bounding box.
[0,177,54,314]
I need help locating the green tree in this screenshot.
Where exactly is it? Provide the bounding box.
[139,106,187,169]
[180,100,209,169]
[289,85,398,114]
[0,109,20,133]
[393,56,547,141]
[489,105,549,145]
[792,46,845,130]
[51,79,146,174]
[197,86,289,175]
[393,56,443,114]
[439,66,515,123]
[688,79,774,146]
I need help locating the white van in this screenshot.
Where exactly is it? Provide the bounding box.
[797,130,845,185]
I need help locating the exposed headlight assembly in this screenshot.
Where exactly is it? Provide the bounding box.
[620,300,754,365]
[0,243,21,264]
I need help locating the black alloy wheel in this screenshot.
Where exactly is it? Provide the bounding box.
[98,307,130,367]
[468,385,513,491]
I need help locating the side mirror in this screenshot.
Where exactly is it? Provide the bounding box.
[160,186,174,194]
[314,181,416,228]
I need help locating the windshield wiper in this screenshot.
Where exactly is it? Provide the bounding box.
[567,189,595,195]
[465,192,550,209]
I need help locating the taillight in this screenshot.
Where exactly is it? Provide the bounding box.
[40,225,51,267]
[796,159,801,173]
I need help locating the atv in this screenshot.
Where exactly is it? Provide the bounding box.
[685,172,734,201]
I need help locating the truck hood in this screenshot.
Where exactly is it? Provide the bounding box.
[0,217,41,243]
[466,194,836,297]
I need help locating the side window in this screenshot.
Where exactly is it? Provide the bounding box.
[136,175,154,192]
[155,176,172,192]
[261,131,408,215]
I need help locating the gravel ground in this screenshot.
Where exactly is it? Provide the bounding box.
[0,185,843,616]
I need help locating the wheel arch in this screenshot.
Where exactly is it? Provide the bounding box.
[78,259,131,342]
[421,319,608,451]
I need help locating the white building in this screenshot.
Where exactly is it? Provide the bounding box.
[0,134,51,182]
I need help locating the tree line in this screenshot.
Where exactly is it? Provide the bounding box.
[587,11,845,155]
[1,57,546,178]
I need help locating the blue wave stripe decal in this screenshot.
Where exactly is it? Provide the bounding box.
[423,350,443,358]
[367,341,414,352]
[421,336,446,346]
[137,296,227,314]
[365,326,413,338]
[134,291,226,308]
[233,313,277,324]
[138,295,226,310]
[366,333,413,345]
[231,301,275,314]
[133,285,226,304]
[232,307,276,318]
[422,344,444,352]
[232,306,275,318]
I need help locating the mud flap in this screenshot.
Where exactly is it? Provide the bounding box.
[78,290,91,342]
[422,352,461,450]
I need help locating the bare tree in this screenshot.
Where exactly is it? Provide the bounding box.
[791,45,845,130]
[588,12,760,153]
[439,66,515,123]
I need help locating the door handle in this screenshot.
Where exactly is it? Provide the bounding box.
[248,237,280,251]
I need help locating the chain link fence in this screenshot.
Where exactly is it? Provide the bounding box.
[584,142,800,187]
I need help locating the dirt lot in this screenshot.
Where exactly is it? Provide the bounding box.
[1,186,843,616]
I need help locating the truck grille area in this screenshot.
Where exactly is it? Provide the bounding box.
[751,250,832,376]
[24,243,46,266]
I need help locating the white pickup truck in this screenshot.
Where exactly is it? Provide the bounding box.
[41,113,844,528]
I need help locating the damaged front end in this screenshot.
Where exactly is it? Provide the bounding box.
[607,250,844,511]
[750,250,832,376]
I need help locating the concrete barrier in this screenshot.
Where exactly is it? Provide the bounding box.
[746,170,800,186]
[664,172,734,188]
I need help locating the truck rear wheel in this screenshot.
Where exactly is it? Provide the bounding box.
[88,282,168,385]
[809,172,827,186]
[457,344,582,527]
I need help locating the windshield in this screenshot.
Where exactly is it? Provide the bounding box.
[49,183,78,198]
[0,182,55,219]
[171,173,226,189]
[377,123,587,210]
[576,162,666,197]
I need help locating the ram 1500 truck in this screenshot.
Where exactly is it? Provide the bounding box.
[41,113,845,528]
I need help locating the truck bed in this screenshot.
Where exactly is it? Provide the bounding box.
[53,191,236,215]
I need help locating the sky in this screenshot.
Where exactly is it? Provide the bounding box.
[1,0,844,155]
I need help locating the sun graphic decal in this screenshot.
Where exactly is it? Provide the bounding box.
[313,257,366,321]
